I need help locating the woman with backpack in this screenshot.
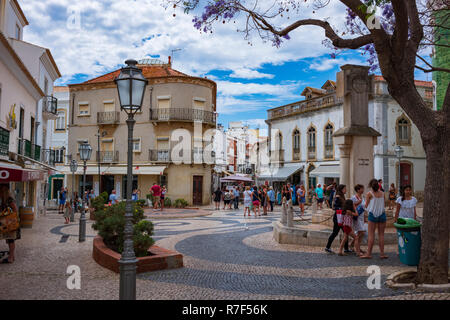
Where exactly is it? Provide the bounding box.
[325,184,350,254]
[360,179,388,259]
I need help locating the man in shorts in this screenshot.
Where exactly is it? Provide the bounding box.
[151,183,162,210]
[59,187,67,214]
[315,184,324,210]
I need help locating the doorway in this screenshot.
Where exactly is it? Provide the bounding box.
[193,176,203,205]
[101,175,115,195]
[400,162,412,188]
[52,179,63,200]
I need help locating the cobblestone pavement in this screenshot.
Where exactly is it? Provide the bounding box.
[0,207,448,300]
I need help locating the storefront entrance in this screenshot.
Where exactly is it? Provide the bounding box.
[101,175,115,196]
[193,176,203,205]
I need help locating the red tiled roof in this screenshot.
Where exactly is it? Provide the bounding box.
[54,86,69,92]
[83,65,188,84]
[374,75,433,88]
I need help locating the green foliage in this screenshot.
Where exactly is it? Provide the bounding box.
[136,199,146,208]
[91,192,109,213]
[133,220,155,257]
[146,193,155,203]
[164,197,172,207]
[174,198,189,208]
[92,202,154,257]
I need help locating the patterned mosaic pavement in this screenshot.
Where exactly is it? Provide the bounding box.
[0,207,448,300]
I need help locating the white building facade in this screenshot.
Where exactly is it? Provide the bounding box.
[263,75,433,200]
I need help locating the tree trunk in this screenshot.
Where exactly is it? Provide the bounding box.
[385,80,450,284]
[416,124,450,284]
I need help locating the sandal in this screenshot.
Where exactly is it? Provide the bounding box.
[380,255,389,259]
[360,255,372,259]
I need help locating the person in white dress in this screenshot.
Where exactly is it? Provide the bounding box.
[394,185,417,221]
[351,184,366,257]
[243,186,252,217]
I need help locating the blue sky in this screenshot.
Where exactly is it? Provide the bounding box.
[19,0,431,132]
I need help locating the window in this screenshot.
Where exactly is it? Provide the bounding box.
[324,123,334,159]
[103,102,115,112]
[158,98,170,109]
[55,111,65,131]
[15,24,21,40]
[44,78,48,96]
[193,99,205,110]
[397,116,411,145]
[79,103,90,116]
[292,129,300,161]
[132,138,141,153]
[55,148,64,163]
[307,126,316,160]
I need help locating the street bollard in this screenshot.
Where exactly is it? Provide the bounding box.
[287,199,294,228]
[312,195,317,216]
[70,199,75,222]
[281,197,287,225]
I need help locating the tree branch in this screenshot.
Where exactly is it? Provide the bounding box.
[242,7,374,49]
[405,0,424,47]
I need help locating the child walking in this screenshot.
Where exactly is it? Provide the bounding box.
[338,200,359,256]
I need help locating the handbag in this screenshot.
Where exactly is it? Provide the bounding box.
[0,208,20,233]
[336,209,344,227]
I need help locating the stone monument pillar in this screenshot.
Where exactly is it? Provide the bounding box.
[334,65,381,197]
[281,197,287,225]
[287,200,294,228]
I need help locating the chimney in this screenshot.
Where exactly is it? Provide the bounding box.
[168,56,171,67]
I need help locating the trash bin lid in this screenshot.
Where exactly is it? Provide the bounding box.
[394,217,422,229]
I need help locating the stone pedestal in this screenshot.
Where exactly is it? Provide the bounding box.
[287,200,293,228]
[334,65,381,195]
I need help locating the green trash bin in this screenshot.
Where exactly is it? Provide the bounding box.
[394,218,422,266]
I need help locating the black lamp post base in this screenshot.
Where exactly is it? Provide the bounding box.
[119,258,139,300]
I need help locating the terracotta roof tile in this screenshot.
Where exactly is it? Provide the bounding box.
[374,75,433,88]
[83,65,188,84]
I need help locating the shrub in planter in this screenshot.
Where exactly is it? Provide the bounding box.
[136,199,146,208]
[146,194,154,203]
[92,192,109,214]
[91,202,154,257]
[174,199,189,208]
[164,197,172,208]
[133,220,155,257]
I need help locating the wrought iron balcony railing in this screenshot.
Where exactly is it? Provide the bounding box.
[149,149,216,164]
[32,144,41,162]
[0,128,9,157]
[150,108,216,125]
[43,96,58,115]
[96,151,119,163]
[97,111,120,125]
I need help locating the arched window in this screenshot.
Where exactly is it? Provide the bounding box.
[292,129,300,160]
[324,123,334,159]
[397,116,411,145]
[307,126,316,160]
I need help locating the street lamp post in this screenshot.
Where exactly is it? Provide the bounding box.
[78,142,92,242]
[70,159,78,223]
[115,59,148,300]
[394,145,404,198]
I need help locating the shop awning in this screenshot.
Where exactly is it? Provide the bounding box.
[60,165,167,176]
[257,165,304,182]
[0,162,45,182]
[309,164,340,178]
[220,175,253,183]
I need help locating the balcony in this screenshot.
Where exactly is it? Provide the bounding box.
[96,151,119,163]
[149,149,216,164]
[17,138,32,158]
[308,146,316,160]
[97,111,120,125]
[268,94,343,120]
[32,144,41,162]
[150,108,216,126]
[43,96,58,120]
[43,149,56,166]
[0,128,9,158]
[324,145,334,159]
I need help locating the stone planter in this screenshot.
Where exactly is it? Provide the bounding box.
[92,236,183,274]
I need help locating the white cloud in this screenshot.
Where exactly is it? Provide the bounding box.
[229,68,274,79]
[309,56,365,71]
